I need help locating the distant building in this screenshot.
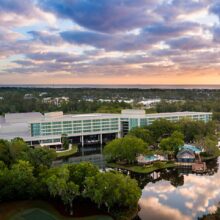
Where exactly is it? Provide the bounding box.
[54,97,69,105]
[42,97,69,106]
[39,92,48,97]
[85,98,133,104]
[24,94,34,100]
[138,99,161,108]
[98,99,112,102]
[85,98,94,102]
[166,99,185,103]
[42,97,53,104]
[117,99,133,104]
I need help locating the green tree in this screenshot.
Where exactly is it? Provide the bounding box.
[84,172,141,212]
[0,139,10,166]
[160,131,184,156]
[204,135,219,156]
[61,134,69,150]
[176,119,206,142]
[10,138,29,162]
[8,160,37,199]
[0,138,29,166]
[68,162,99,193]
[104,136,146,164]
[148,119,175,142]
[45,166,79,215]
[205,121,216,136]
[128,127,153,145]
[0,161,9,201]
[27,147,57,169]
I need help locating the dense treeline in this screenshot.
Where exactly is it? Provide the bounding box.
[0,138,141,219]
[0,90,131,114]
[156,100,220,121]
[1,87,220,100]
[1,87,220,116]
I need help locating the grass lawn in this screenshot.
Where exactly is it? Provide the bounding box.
[56,145,78,158]
[107,161,177,174]
[0,200,113,220]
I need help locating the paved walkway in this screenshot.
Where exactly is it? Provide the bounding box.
[56,144,72,153]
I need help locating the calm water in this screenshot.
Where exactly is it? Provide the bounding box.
[136,158,220,220]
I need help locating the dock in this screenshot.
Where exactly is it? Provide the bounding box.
[175,161,207,173]
[192,162,207,173]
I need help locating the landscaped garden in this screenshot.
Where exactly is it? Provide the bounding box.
[108,161,176,174]
[104,118,220,174]
[56,144,78,159]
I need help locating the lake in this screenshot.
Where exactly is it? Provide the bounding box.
[136,158,220,220]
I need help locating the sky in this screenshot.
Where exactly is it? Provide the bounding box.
[1,0,220,85]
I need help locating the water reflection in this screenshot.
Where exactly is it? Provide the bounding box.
[137,158,219,220]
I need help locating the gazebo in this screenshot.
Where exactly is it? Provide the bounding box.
[176,149,195,163]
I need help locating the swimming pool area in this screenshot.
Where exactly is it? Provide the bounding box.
[181,144,202,153]
[144,155,158,161]
[137,144,201,165]
[137,154,166,164]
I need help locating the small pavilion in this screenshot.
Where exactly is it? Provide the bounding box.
[176,149,195,163]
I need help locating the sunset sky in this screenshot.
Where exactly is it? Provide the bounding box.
[1,0,220,84]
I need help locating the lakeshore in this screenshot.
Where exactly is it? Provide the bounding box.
[107,161,177,174]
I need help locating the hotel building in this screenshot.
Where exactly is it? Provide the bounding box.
[0,110,212,155]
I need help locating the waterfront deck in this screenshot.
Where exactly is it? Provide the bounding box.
[175,161,207,173]
[192,162,207,173]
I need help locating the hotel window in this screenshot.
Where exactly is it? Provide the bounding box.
[31,123,41,136]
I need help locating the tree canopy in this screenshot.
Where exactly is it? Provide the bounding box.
[104,136,146,164]
[45,166,79,215]
[84,171,141,212]
[128,127,153,145]
[68,162,99,192]
[0,138,57,168]
[148,118,176,143]
[159,131,184,155]
[0,160,37,201]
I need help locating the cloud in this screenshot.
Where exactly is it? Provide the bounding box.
[28,31,63,46]
[143,22,200,37]
[0,0,35,16]
[139,160,220,220]
[212,26,220,43]
[151,49,182,57]
[0,0,220,83]
[167,36,212,50]
[0,0,56,28]
[60,30,149,51]
[209,1,220,20]
[60,20,201,51]
[26,51,86,63]
[139,197,190,220]
[91,55,160,66]
[39,0,161,33]
[155,0,209,21]
[60,30,115,49]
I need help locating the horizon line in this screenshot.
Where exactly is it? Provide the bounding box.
[1,84,220,90]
